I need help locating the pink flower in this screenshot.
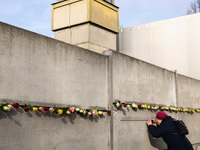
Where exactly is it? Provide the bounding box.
[92,110,97,116]
[83,110,87,115]
[69,107,74,113]
[49,107,55,112]
[39,107,44,111]
[8,104,13,110]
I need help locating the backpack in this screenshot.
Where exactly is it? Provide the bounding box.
[172,118,189,136]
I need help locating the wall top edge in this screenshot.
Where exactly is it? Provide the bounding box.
[120,13,200,30]
[51,0,119,8]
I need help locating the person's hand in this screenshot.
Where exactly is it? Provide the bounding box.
[146,119,157,126]
[151,119,157,126]
[146,119,152,126]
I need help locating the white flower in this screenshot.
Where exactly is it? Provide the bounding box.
[75,108,80,111]
[3,106,9,111]
[132,103,137,108]
[88,112,92,116]
[98,111,103,115]
[66,110,71,114]
[116,102,120,108]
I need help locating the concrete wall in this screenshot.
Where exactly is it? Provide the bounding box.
[1,21,200,150]
[0,21,110,150]
[104,51,200,150]
[108,51,176,150]
[177,75,200,144]
[119,13,200,81]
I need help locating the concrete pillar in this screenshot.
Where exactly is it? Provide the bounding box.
[51,0,119,53]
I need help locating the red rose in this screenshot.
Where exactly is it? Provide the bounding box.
[24,107,29,112]
[139,104,142,108]
[107,110,111,114]
[43,107,48,111]
[13,103,19,108]
[123,104,127,107]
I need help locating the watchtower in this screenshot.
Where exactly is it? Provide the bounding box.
[51,0,119,53]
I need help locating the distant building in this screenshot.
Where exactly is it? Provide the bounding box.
[118,13,200,80]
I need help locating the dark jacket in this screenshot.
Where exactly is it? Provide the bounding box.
[148,116,193,150]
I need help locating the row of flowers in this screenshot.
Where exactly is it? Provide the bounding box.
[0,103,111,116]
[2,100,199,116]
[113,101,200,113]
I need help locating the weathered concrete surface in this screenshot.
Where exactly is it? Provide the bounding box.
[111,51,176,106]
[0,22,110,150]
[0,21,109,109]
[177,74,200,144]
[1,21,200,150]
[119,13,200,80]
[0,108,109,150]
[110,51,177,150]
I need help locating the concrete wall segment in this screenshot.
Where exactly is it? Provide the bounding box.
[0,108,110,150]
[1,21,200,149]
[111,51,176,106]
[0,21,109,109]
[177,74,200,109]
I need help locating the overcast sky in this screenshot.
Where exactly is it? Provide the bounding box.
[0,0,194,38]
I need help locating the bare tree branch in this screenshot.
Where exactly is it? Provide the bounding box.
[186,0,199,15]
[191,1,197,13]
[197,0,200,12]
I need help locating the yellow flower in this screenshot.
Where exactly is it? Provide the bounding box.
[33,107,38,111]
[127,104,131,108]
[144,104,147,109]
[58,109,63,115]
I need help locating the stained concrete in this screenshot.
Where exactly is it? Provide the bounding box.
[0,21,110,150]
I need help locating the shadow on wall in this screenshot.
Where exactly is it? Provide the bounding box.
[147,129,168,150]
[0,108,104,126]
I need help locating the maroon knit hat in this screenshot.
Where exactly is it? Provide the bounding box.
[156,111,168,120]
